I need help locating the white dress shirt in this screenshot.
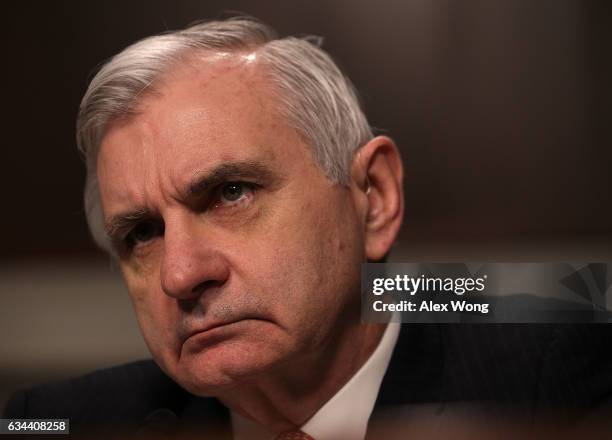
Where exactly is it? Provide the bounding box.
[231,320,401,440]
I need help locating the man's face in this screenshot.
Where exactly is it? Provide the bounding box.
[97,54,367,395]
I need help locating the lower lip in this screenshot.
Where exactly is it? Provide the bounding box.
[182,319,259,351]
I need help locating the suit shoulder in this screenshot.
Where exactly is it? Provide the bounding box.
[438,324,612,409]
[3,359,187,424]
[535,324,612,410]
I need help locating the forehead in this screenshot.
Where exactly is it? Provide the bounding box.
[97,52,315,211]
[101,52,285,160]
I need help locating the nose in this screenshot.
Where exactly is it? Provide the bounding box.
[160,214,229,300]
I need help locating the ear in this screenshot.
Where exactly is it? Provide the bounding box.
[350,136,404,261]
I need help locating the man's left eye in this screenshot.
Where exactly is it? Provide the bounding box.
[217,182,255,206]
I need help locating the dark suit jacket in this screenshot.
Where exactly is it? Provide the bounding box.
[4,324,612,438]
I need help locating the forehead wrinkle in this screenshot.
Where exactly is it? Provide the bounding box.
[98,116,171,225]
[135,82,283,199]
[129,117,172,215]
[98,49,311,226]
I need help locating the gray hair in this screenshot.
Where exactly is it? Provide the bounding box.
[77,17,373,252]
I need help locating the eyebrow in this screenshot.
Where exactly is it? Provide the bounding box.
[187,160,279,196]
[104,160,280,245]
[104,209,150,246]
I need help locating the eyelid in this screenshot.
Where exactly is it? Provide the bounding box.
[122,220,164,251]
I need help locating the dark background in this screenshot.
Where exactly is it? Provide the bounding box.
[1,0,611,409]
[2,0,611,262]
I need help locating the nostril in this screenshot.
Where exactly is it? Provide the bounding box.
[177,279,224,313]
[192,279,222,295]
[178,297,199,313]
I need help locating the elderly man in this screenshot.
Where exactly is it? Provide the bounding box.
[4,16,612,439]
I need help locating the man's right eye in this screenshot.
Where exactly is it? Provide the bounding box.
[124,221,164,249]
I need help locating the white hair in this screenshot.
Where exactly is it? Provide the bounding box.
[77,17,373,252]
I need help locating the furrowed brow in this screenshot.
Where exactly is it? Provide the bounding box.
[104,209,149,243]
[188,160,280,196]
[103,161,280,245]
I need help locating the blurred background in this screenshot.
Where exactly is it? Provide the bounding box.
[1,0,611,409]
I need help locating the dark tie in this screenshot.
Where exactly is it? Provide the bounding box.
[274,430,315,440]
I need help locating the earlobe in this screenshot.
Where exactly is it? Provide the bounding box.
[352,136,404,261]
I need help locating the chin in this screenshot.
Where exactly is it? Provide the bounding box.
[171,338,290,396]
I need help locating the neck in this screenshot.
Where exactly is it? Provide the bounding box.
[217,320,387,433]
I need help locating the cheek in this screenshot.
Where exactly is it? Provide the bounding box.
[245,194,363,332]
[122,268,179,358]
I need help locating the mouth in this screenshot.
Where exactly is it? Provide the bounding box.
[181,317,265,345]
